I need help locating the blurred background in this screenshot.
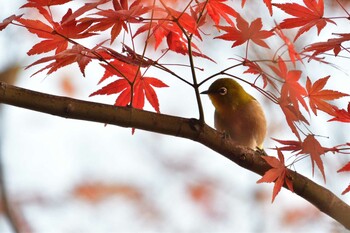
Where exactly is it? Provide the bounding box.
[0,0,350,232]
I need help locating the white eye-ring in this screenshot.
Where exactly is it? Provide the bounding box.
[219,87,227,95]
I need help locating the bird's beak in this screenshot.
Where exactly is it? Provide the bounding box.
[200,90,210,95]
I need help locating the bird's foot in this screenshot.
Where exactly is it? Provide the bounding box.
[255,147,267,156]
[220,130,230,140]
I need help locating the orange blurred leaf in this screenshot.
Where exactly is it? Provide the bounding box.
[73,182,143,203]
[60,75,76,96]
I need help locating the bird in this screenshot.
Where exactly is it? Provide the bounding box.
[201,78,267,149]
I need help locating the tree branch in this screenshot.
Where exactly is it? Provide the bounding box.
[0,81,349,229]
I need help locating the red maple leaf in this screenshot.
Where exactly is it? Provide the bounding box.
[61,0,111,24]
[273,138,302,153]
[299,134,326,181]
[166,31,213,61]
[278,95,308,140]
[274,27,302,65]
[134,21,176,49]
[25,44,95,77]
[273,0,336,41]
[340,185,350,195]
[133,5,206,58]
[135,18,211,60]
[0,14,23,31]
[338,162,350,173]
[100,44,155,68]
[90,60,168,112]
[197,0,237,26]
[328,102,350,123]
[215,15,274,48]
[167,7,201,39]
[166,31,187,55]
[263,0,273,16]
[270,58,308,112]
[16,7,95,55]
[135,5,201,41]
[257,149,294,202]
[338,162,350,195]
[21,0,71,8]
[241,0,273,16]
[84,0,149,44]
[303,33,350,59]
[306,76,349,116]
[243,59,275,89]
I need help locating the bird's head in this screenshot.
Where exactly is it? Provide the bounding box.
[201,78,254,112]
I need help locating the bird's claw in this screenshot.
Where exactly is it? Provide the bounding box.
[220,130,230,140]
[255,147,267,156]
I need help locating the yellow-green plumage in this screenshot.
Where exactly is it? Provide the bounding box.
[202,78,267,149]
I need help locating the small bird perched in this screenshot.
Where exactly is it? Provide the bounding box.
[201,78,267,149]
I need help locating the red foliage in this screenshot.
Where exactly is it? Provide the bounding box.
[273,0,336,41]
[306,76,348,116]
[90,60,168,111]
[303,34,350,59]
[17,8,95,55]
[271,58,308,112]
[197,0,237,26]
[338,162,350,194]
[257,149,294,202]
[3,0,350,199]
[21,0,72,8]
[243,59,272,88]
[329,102,350,123]
[0,14,23,31]
[274,27,301,65]
[300,135,327,181]
[215,15,274,49]
[84,0,149,43]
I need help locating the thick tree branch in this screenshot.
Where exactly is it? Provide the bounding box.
[0,81,349,229]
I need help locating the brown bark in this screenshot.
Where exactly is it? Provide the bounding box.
[0,81,349,229]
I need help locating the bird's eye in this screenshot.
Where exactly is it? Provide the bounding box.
[218,87,227,95]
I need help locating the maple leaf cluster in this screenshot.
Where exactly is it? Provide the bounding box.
[2,0,350,200]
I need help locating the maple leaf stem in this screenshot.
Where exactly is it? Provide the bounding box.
[153,63,193,86]
[146,48,193,86]
[273,45,284,61]
[289,154,309,167]
[195,0,209,25]
[245,41,249,59]
[158,0,193,22]
[340,45,350,54]
[198,63,243,87]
